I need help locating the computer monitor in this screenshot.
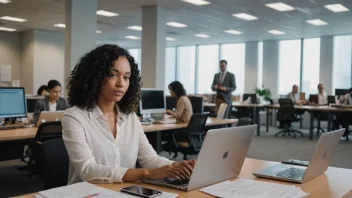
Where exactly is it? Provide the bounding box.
[335,89,349,97]
[140,89,166,115]
[309,94,319,104]
[0,87,27,119]
[242,93,257,104]
[26,96,44,113]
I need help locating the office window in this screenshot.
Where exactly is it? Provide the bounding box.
[278,40,301,95]
[177,46,196,94]
[165,47,176,94]
[333,35,352,90]
[302,38,320,96]
[220,43,245,94]
[258,42,263,89]
[128,48,141,70]
[197,45,219,94]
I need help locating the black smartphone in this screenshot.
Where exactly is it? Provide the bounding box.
[121,185,162,198]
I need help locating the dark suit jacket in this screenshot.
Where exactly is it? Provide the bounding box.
[211,71,236,104]
[32,96,68,124]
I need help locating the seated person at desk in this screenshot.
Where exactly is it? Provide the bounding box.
[339,88,352,105]
[36,85,47,96]
[166,81,193,123]
[32,80,68,124]
[62,44,194,184]
[335,88,352,136]
[317,83,328,105]
[286,85,304,105]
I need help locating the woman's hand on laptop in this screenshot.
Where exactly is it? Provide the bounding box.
[147,159,196,180]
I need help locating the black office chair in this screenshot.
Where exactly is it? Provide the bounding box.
[171,113,209,160]
[188,96,204,113]
[275,99,303,138]
[41,138,69,190]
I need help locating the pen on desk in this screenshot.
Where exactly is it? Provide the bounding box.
[82,193,99,198]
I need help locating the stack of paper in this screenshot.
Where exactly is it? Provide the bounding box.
[35,182,178,198]
[200,179,309,198]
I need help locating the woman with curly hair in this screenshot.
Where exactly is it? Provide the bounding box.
[62,44,194,184]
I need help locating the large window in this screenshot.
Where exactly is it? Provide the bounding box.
[302,38,321,96]
[128,48,141,70]
[278,40,301,95]
[197,45,219,94]
[165,47,176,94]
[333,35,352,90]
[177,46,196,94]
[257,42,263,89]
[220,43,245,94]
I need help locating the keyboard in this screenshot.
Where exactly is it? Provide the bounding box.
[0,125,25,130]
[166,179,189,187]
[281,159,309,166]
[276,167,305,180]
[155,119,176,124]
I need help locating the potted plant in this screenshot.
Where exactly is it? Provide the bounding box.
[255,86,272,104]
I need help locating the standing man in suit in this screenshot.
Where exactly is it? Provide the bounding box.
[211,60,236,118]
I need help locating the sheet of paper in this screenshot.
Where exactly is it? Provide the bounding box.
[0,64,11,82]
[200,179,309,198]
[38,182,178,198]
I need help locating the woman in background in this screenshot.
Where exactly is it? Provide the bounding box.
[32,80,68,124]
[167,81,193,123]
[36,85,47,96]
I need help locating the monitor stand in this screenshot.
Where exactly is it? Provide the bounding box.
[141,114,155,123]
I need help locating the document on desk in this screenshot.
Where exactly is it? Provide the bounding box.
[200,179,309,198]
[36,182,177,198]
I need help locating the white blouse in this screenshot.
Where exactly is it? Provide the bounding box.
[62,105,173,185]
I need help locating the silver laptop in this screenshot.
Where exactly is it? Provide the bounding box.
[37,111,64,126]
[253,129,344,183]
[142,125,256,191]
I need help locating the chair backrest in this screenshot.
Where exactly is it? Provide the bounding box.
[327,95,335,104]
[237,117,251,126]
[41,138,69,190]
[166,96,177,110]
[277,98,295,122]
[217,103,228,119]
[35,121,63,142]
[186,113,209,151]
[188,96,204,113]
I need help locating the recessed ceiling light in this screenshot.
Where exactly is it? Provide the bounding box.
[181,0,210,6]
[233,13,258,21]
[125,36,140,40]
[166,22,187,28]
[0,0,11,4]
[194,34,210,38]
[127,26,142,31]
[0,27,16,32]
[268,30,285,35]
[166,37,176,41]
[0,16,27,22]
[53,23,65,28]
[96,30,102,33]
[325,4,349,13]
[96,10,119,17]
[224,30,242,35]
[306,19,328,26]
[265,2,295,12]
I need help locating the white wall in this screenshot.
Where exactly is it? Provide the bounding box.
[262,40,279,97]
[20,31,34,94]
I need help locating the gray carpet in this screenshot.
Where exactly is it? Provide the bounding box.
[0,125,351,197]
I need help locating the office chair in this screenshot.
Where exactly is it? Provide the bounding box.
[237,117,252,126]
[188,96,204,113]
[171,113,209,160]
[41,138,69,190]
[275,99,303,138]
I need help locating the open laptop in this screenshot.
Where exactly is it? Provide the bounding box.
[37,111,64,126]
[253,129,344,183]
[142,125,256,191]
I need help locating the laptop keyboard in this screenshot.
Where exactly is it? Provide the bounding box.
[276,167,305,180]
[166,179,189,187]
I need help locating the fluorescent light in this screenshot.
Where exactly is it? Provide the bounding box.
[0,0,11,4]
[125,36,140,40]
[96,30,102,33]
[268,30,285,35]
[127,26,142,31]
[0,27,16,32]
[0,16,27,22]
[96,10,119,17]
[325,4,349,13]
[166,37,176,41]
[224,30,242,35]
[233,13,258,21]
[181,0,210,6]
[53,23,65,28]
[306,19,328,26]
[166,22,187,28]
[265,2,295,12]
[194,34,210,38]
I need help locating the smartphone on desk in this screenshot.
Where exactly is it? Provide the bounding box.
[121,185,162,198]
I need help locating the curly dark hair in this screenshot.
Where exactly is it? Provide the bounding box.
[168,81,186,98]
[67,44,142,114]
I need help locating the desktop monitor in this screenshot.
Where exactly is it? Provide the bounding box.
[140,89,166,114]
[309,94,319,104]
[242,93,257,104]
[0,87,27,119]
[26,96,44,113]
[335,89,349,97]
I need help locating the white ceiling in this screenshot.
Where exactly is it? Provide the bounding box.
[1,0,352,48]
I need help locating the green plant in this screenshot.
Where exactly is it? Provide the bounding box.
[255,87,272,101]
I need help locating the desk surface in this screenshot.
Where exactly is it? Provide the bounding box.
[267,104,352,112]
[15,158,352,198]
[0,118,237,141]
[204,102,266,108]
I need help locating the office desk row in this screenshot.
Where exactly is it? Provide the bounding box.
[15,158,352,198]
